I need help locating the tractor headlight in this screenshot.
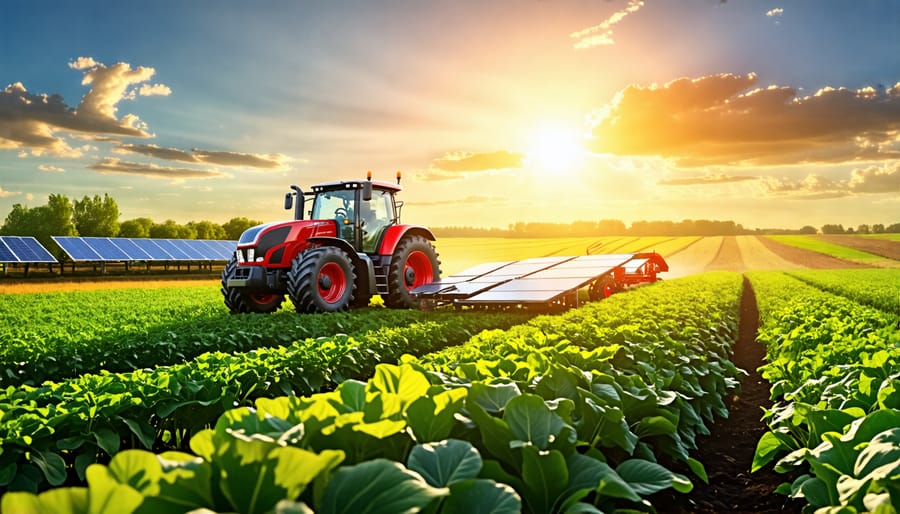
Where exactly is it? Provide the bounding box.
[246,248,255,261]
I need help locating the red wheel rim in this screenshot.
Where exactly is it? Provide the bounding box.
[604,284,613,298]
[403,251,434,290]
[318,261,347,303]
[250,293,278,305]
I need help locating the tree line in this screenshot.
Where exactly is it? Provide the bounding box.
[433,219,900,238]
[0,194,263,258]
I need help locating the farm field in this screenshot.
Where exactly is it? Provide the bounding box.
[1,234,899,513]
[765,235,900,268]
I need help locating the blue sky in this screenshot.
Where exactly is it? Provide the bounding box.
[1,0,898,229]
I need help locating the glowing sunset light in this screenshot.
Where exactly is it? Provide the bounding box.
[525,123,586,175]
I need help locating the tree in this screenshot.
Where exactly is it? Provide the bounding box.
[73,194,120,237]
[821,224,845,234]
[176,224,197,239]
[872,224,885,234]
[0,195,76,259]
[150,220,181,239]
[886,223,900,233]
[222,217,262,240]
[188,220,227,240]
[118,218,153,238]
[856,224,871,234]
[799,225,817,234]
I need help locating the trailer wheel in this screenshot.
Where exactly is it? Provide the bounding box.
[288,246,356,313]
[589,275,617,301]
[383,235,441,309]
[221,256,284,313]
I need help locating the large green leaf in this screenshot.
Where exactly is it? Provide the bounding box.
[319,459,448,514]
[31,450,67,487]
[443,479,521,514]
[407,440,482,488]
[85,464,145,514]
[468,382,521,413]
[367,364,431,409]
[505,394,572,451]
[521,446,568,514]
[616,459,692,495]
[466,399,518,470]
[752,431,786,472]
[406,388,467,443]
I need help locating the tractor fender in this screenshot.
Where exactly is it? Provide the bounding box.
[376,225,436,256]
[305,237,376,296]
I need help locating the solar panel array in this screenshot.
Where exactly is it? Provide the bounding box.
[52,237,236,262]
[0,236,58,263]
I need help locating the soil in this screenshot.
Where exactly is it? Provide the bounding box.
[814,235,900,260]
[755,236,869,269]
[654,278,803,513]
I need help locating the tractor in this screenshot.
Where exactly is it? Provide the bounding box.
[221,172,441,313]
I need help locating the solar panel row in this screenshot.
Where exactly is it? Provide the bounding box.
[52,237,236,262]
[0,236,58,263]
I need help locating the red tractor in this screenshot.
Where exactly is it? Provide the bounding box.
[222,172,441,313]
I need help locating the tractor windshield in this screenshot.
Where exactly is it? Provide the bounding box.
[312,189,355,222]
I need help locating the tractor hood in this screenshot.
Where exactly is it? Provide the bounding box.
[235,220,336,266]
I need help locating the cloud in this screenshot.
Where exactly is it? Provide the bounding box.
[38,164,65,172]
[571,0,644,49]
[431,150,524,172]
[588,73,900,167]
[0,57,166,157]
[766,8,784,17]
[761,163,898,199]
[407,195,506,207]
[658,173,757,186]
[116,143,290,169]
[0,186,21,198]
[90,158,225,180]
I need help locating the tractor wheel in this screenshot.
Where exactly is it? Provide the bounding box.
[287,246,356,313]
[383,235,441,309]
[221,257,284,314]
[588,275,618,301]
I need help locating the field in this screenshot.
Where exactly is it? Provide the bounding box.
[1,235,899,513]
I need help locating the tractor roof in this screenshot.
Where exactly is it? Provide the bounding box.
[311,180,402,193]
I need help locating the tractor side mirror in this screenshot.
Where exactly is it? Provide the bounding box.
[362,181,372,202]
[284,193,293,210]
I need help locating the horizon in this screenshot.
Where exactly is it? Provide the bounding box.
[1,1,898,229]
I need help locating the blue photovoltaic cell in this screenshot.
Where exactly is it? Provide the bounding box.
[170,239,205,260]
[0,240,17,262]
[53,237,103,261]
[213,240,237,259]
[108,238,154,260]
[131,239,172,260]
[2,237,57,263]
[185,240,218,260]
[82,237,130,260]
[152,239,192,260]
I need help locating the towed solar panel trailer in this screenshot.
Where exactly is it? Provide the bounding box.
[410,252,668,312]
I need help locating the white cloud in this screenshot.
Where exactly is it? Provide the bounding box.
[571,0,644,49]
[766,8,784,17]
[90,157,225,181]
[138,83,172,97]
[0,186,21,198]
[38,164,65,172]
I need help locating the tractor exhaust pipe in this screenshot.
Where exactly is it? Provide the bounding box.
[285,185,304,220]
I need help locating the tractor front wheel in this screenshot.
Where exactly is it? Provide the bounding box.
[287,246,357,313]
[221,257,285,313]
[384,235,441,309]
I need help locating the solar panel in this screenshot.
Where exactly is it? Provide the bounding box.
[108,238,154,260]
[82,237,130,260]
[0,236,57,263]
[152,239,192,260]
[185,240,220,260]
[131,239,172,260]
[213,240,237,259]
[0,239,18,262]
[52,237,103,261]
[169,239,205,260]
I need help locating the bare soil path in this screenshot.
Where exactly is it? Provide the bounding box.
[756,236,869,269]
[814,235,900,261]
[658,278,802,513]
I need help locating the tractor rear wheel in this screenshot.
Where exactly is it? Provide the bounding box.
[221,257,285,313]
[383,235,441,309]
[287,246,356,313]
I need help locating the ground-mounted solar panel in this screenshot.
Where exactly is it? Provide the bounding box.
[106,238,154,260]
[152,239,192,260]
[130,239,172,260]
[81,237,130,260]
[0,239,18,262]
[52,237,104,261]
[169,239,206,260]
[212,240,237,260]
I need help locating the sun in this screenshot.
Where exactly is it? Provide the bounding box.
[525,123,586,174]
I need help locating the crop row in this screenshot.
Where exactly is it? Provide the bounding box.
[1,287,462,386]
[785,268,899,313]
[3,272,746,513]
[0,310,528,493]
[748,271,900,512]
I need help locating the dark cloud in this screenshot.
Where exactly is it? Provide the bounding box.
[90,158,224,180]
[588,73,900,167]
[116,143,289,169]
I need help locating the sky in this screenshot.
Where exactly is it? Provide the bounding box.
[1,0,898,231]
